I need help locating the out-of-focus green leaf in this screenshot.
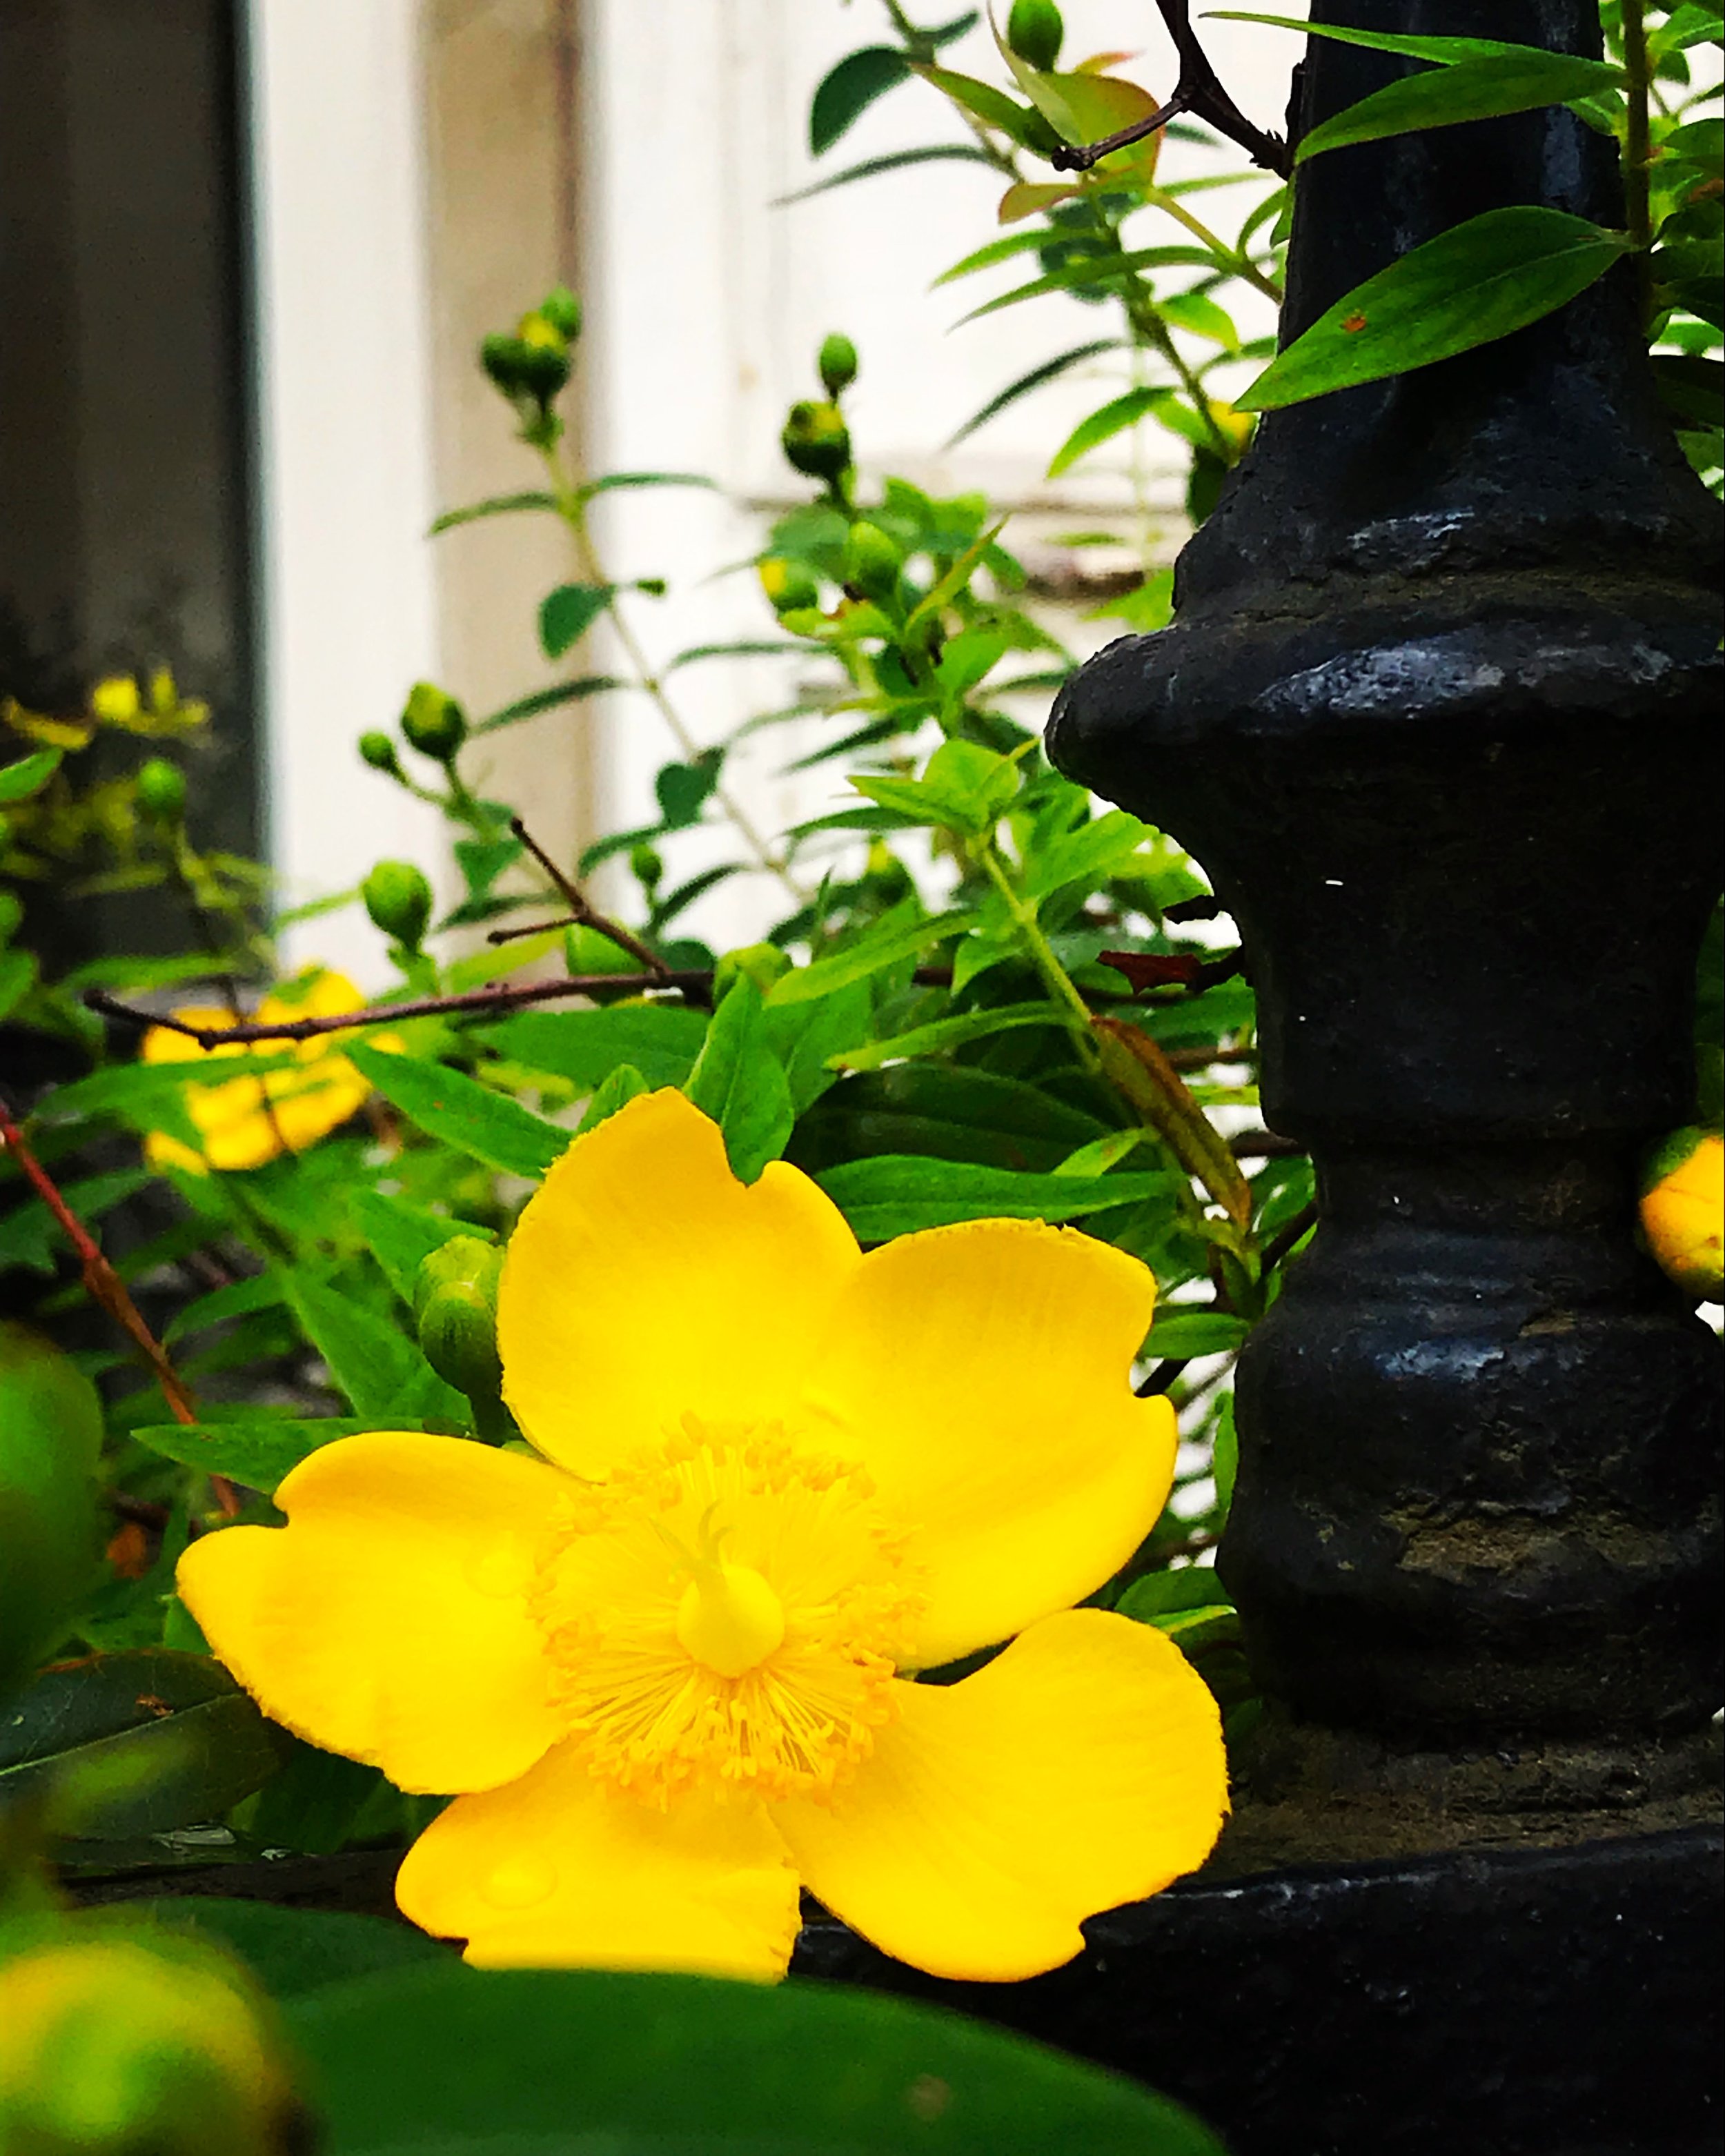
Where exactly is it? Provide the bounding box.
[1295,50,1621,164]
[0,1650,288,1839]
[1024,811,1152,902]
[943,339,1123,449]
[817,1154,1170,1239]
[346,1045,569,1180]
[810,46,914,155]
[428,491,558,535]
[578,471,718,501]
[0,1170,152,1276]
[0,746,63,802]
[1240,207,1631,411]
[485,1003,708,1091]
[538,583,615,660]
[473,677,627,735]
[774,141,998,206]
[137,1897,448,1998]
[285,1964,1228,2155]
[684,979,794,1183]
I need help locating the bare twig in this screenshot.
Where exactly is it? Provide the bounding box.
[1261,1199,1318,1274]
[508,817,669,980]
[1048,0,1290,177]
[85,970,709,1048]
[0,1092,239,1512]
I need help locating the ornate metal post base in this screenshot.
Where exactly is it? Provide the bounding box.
[817,4,1723,2150]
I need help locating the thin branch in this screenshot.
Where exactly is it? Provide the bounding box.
[85,971,709,1048]
[1261,1199,1318,1274]
[508,817,670,980]
[0,1094,239,1511]
[1048,0,1289,177]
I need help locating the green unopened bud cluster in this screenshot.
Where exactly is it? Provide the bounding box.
[781,399,851,484]
[135,756,187,822]
[713,942,792,1003]
[400,681,468,762]
[362,859,433,953]
[842,519,903,607]
[414,1237,505,1412]
[1007,0,1064,70]
[482,284,582,441]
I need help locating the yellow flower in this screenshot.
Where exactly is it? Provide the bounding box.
[1639,1127,1724,1298]
[177,1091,1228,1983]
[141,969,376,1174]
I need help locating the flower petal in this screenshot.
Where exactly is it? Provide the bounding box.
[176,1432,566,1794]
[497,1090,860,1476]
[771,1608,1227,1981]
[396,1739,800,1979]
[800,1220,1174,1666]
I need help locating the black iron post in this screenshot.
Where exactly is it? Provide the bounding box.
[800,5,1723,2148]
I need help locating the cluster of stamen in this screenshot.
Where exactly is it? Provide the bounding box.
[529,1418,923,1804]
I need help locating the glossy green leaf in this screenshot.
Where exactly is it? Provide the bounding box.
[683,979,794,1183]
[918,63,1045,144]
[279,1270,466,1425]
[1159,291,1240,348]
[0,746,63,803]
[830,1001,1070,1072]
[1116,1569,1233,1623]
[1652,352,1725,428]
[817,1154,1170,1239]
[428,491,558,535]
[285,1964,1225,2155]
[769,899,965,1006]
[1295,50,1621,164]
[1024,810,1152,902]
[130,1418,407,1495]
[0,1650,288,1838]
[137,1897,448,1998]
[538,582,615,660]
[1239,207,1631,411]
[762,982,872,1117]
[810,46,914,155]
[575,1062,651,1133]
[1048,390,1171,478]
[346,1045,569,1180]
[1206,12,1541,64]
[1140,1311,1250,1358]
[788,1064,1110,1177]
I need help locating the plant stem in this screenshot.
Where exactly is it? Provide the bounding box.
[1621,0,1654,256]
[974,838,1103,1074]
[1143,187,1283,302]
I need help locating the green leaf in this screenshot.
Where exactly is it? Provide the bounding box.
[774,141,998,206]
[1205,12,1545,64]
[285,1964,1226,2155]
[934,227,1067,286]
[349,1189,494,1307]
[473,677,627,735]
[664,638,810,673]
[136,1897,448,1998]
[0,1650,288,1839]
[130,1418,402,1496]
[1047,389,1173,477]
[762,983,872,1116]
[578,471,718,500]
[0,746,63,802]
[816,1155,1170,1240]
[1295,50,1621,164]
[346,1044,569,1180]
[0,1169,152,1275]
[1056,1128,1147,1176]
[810,46,914,155]
[280,1269,467,1423]
[830,1001,1070,1071]
[1652,352,1725,428]
[1159,291,1240,348]
[485,1004,709,1090]
[575,1063,651,1133]
[768,898,966,1006]
[163,1275,288,1344]
[1141,1311,1250,1358]
[1023,809,1152,901]
[656,753,724,828]
[684,979,794,1183]
[788,1064,1110,1177]
[0,946,35,1022]
[956,247,1220,328]
[851,740,1025,837]
[943,339,1123,449]
[538,582,616,659]
[428,490,558,535]
[1116,1568,1233,1623]
[1239,206,1632,412]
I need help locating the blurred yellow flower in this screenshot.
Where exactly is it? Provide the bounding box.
[141,969,376,1174]
[1639,1127,1724,1298]
[178,1090,1228,1984]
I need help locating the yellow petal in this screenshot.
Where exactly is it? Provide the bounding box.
[176,1432,566,1794]
[800,1220,1174,1667]
[396,1740,800,1979]
[771,1608,1227,1981]
[497,1090,860,1476]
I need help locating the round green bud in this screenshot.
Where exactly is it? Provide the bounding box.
[758,557,820,615]
[413,1234,504,1321]
[135,757,186,822]
[358,731,402,775]
[818,332,859,398]
[781,400,852,483]
[629,842,664,891]
[842,519,903,606]
[480,332,571,406]
[0,1936,304,2155]
[400,682,468,762]
[713,942,792,1003]
[539,285,583,341]
[362,860,433,951]
[414,1238,505,1403]
[0,1322,103,1696]
[1007,0,1064,70]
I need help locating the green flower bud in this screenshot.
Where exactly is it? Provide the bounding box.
[135,757,186,822]
[480,332,571,406]
[539,285,583,341]
[818,332,859,398]
[362,860,433,951]
[0,1322,103,1696]
[413,1237,505,1405]
[358,731,402,775]
[629,842,664,891]
[1007,0,1064,70]
[758,557,820,615]
[842,519,903,606]
[713,942,792,1002]
[0,1936,304,2155]
[400,682,468,762]
[781,400,851,483]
